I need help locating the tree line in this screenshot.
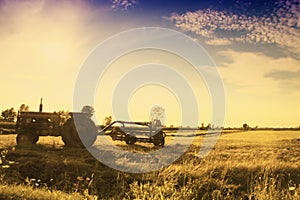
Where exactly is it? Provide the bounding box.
[0,104,71,122]
[0,104,30,122]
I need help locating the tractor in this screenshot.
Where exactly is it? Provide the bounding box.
[15,99,97,148]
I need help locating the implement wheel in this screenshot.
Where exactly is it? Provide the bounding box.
[153,131,166,147]
[125,135,137,145]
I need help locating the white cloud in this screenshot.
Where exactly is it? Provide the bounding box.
[166,0,300,56]
[111,0,138,10]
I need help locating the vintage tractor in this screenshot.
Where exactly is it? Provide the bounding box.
[15,99,166,147]
[15,99,98,148]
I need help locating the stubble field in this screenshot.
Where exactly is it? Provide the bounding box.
[0,130,299,199]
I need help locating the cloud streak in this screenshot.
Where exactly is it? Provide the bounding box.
[265,69,300,80]
[166,0,300,56]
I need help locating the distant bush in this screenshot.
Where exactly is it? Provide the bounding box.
[0,122,16,131]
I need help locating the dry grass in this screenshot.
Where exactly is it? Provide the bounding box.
[0,131,299,199]
[0,184,86,200]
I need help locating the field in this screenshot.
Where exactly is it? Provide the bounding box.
[0,130,299,199]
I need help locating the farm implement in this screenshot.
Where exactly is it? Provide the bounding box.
[102,120,166,147]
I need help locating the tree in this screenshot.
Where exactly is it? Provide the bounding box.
[1,107,17,122]
[243,123,249,130]
[200,123,205,130]
[55,110,70,123]
[19,104,29,112]
[81,105,95,118]
[206,123,211,130]
[103,116,112,126]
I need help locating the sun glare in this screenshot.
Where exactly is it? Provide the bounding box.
[41,42,70,64]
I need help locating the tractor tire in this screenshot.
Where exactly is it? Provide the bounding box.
[153,131,165,147]
[61,116,97,148]
[16,133,39,146]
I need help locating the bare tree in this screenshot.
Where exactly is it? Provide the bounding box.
[150,105,165,126]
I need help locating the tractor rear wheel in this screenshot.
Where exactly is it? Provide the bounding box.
[61,116,97,148]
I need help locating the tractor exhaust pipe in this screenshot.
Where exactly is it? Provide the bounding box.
[39,98,43,112]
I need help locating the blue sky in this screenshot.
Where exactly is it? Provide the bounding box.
[0,0,299,127]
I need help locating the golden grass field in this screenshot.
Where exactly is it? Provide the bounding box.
[0,130,299,199]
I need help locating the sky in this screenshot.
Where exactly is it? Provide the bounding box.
[0,0,299,127]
